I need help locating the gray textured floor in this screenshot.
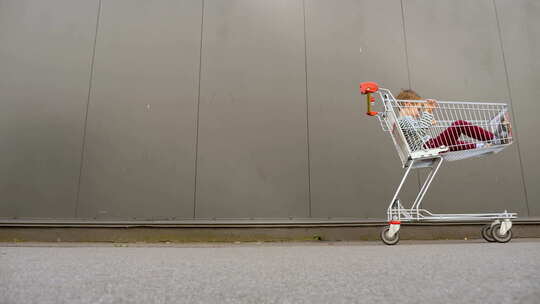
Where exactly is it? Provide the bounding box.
[1,240,540,304]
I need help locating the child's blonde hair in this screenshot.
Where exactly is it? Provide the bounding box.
[396,89,421,100]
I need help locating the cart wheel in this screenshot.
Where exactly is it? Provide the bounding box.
[481,225,496,242]
[491,223,512,243]
[381,227,400,245]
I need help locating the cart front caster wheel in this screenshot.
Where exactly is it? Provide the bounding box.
[491,223,512,243]
[481,225,496,242]
[381,227,400,245]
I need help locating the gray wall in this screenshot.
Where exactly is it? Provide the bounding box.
[0,0,538,221]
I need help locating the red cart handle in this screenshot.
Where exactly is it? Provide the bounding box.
[360,82,379,116]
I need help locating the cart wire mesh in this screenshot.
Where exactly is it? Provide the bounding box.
[375,89,513,164]
[359,84,517,244]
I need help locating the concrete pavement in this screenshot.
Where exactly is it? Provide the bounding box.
[1,240,539,304]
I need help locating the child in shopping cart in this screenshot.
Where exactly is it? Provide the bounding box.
[396,89,511,152]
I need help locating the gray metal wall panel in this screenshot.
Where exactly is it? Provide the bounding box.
[305,0,418,218]
[403,0,528,214]
[195,0,309,218]
[495,0,540,215]
[77,0,201,219]
[0,0,99,218]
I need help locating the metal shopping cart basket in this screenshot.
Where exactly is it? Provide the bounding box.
[360,82,516,245]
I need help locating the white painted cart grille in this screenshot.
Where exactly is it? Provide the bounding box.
[359,82,516,245]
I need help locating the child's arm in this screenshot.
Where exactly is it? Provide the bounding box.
[423,99,438,113]
[418,111,434,132]
[423,99,438,125]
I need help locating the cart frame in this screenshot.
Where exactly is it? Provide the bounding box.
[359,82,516,245]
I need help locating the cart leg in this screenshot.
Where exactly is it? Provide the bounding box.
[387,160,415,222]
[411,157,443,216]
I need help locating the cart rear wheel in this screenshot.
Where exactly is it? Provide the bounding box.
[481,225,496,242]
[491,223,512,243]
[381,227,400,245]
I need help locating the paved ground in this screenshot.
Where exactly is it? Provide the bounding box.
[1,240,539,304]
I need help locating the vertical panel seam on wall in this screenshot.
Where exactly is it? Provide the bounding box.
[492,0,530,216]
[400,0,422,190]
[302,0,312,217]
[74,0,102,218]
[193,0,205,218]
[400,0,412,90]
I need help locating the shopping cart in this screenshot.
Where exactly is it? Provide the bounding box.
[360,82,516,245]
